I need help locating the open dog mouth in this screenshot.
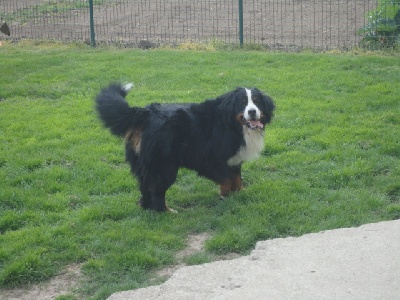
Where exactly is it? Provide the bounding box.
[242,117,264,130]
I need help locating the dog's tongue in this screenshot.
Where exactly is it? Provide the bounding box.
[249,120,264,129]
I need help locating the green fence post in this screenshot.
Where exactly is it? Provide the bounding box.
[238,0,243,46]
[89,0,96,47]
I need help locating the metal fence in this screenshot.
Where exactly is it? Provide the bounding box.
[1,0,378,51]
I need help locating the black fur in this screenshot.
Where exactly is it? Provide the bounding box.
[96,83,275,211]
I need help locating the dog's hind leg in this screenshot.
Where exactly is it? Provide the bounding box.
[138,179,153,210]
[144,163,179,212]
[149,189,169,212]
[138,182,169,211]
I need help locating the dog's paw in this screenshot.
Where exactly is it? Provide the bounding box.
[168,207,178,213]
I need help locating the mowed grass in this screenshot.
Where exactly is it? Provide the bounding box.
[0,43,399,299]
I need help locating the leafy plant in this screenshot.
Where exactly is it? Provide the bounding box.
[359,0,400,49]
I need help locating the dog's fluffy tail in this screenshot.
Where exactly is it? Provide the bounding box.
[95,83,149,137]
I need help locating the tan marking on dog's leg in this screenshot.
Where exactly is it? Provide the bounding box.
[220,179,232,198]
[230,174,242,192]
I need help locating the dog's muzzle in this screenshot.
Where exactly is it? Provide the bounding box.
[243,117,264,130]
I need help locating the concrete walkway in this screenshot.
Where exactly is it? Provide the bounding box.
[108,220,400,300]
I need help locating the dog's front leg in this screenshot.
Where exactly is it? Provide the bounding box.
[219,166,242,198]
[220,178,233,198]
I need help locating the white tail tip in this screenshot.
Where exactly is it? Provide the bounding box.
[123,83,134,92]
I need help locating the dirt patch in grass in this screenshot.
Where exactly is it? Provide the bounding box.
[156,232,240,279]
[0,234,238,299]
[0,264,82,300]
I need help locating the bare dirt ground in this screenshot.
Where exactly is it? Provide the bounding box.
[156,233,213,279]
[0,233,243,299]
[0,264,82,300]
[156,232,240,280]
[0,233,235,300]
[1,0,376,50]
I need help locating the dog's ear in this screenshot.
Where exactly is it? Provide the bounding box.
[262,94,275,124]
[253,88,275,124]
[218,88,243,119]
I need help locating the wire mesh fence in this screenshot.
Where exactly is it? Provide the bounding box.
[0,0,383,51]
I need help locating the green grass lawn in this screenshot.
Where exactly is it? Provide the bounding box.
[0,42,399,299]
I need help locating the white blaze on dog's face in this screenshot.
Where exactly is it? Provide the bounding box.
[243,88,263,129]
[244,89,260,119]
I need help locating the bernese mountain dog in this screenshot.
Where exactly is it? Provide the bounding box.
[95,83,275,212]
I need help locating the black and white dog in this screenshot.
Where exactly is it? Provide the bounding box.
[96,83,275,211]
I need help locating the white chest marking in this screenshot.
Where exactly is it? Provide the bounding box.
[227,128,265,166]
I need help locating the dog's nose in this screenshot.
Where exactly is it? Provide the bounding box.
[248,109,257,119]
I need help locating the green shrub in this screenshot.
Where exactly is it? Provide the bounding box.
[359,0,400,49]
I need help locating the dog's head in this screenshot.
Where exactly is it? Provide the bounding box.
[219,87,275,130]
